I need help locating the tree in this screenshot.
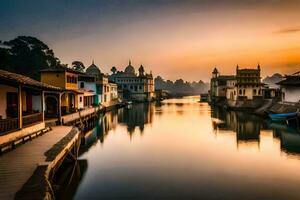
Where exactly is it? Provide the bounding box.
[111,66,117,74]
[0,36,60,80]
[71,61,85,72]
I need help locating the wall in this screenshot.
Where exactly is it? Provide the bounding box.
[41,72,65,88]
[283,87,300,102]
[0,85,18,119]
[65,72,78,90]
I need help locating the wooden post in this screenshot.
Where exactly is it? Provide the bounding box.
[41,91,45,122]
[58,93,62,125]
[18,85,23,129]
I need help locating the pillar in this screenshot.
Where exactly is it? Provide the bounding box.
[18,85,23,129]
[41,91,45,122]
[58,93,62,124]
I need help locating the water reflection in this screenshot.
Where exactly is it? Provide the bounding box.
[73,97,300,200]
[118,103,154,136]
[211,105,300,156]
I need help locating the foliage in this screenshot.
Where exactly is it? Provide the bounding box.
[72,61,85,72]
[155,76,209,95]
[0,36,60,80]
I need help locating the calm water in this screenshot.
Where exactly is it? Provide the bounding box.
[67,96,300,199]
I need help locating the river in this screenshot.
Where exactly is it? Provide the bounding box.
[59,96,300,200]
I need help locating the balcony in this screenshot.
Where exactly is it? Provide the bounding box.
[0,113,43,136]
[0,118,18,136]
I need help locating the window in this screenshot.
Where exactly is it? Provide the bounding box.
[80,82,84,88]
[239,90,242,95]
[253,89,256,95]
[80,96,82,102]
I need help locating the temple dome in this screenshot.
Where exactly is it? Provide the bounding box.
[124,60,135,74]
[86,61,101,76]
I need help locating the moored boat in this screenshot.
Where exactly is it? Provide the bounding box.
[269,111,298,122]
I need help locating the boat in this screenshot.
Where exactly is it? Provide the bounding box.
[269,111,298,122]
[200,93,209,102]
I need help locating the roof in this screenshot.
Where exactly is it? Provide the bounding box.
[217,75,236,80]
[277,75,300,86]
[0,69,62,90]
[124,60,135,74]
[86,63,101,76]
[40,66,83,74]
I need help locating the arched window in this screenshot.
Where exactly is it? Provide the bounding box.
[253,89,257,95]
[239,89,242,95]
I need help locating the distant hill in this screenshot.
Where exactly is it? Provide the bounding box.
[0,36,61,80]
[155,76,209,96]
[263,73,284,88]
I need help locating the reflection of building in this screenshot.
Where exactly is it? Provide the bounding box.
[118,103,154,135]
[277,71,300,103]
[109,60,154,102]
[211,107,260,145]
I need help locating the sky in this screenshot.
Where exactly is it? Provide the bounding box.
[1,0,300,81]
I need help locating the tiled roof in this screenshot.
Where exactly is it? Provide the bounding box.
[0,69,62,90]
[277,75,300,86]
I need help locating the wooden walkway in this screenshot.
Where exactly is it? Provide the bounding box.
[0,126,73,200]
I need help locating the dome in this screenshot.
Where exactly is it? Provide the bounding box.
[124,60,135,74]
[86,62,101,76]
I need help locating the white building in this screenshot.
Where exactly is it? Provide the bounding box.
[109,60,154,102]
[277,71,300,103]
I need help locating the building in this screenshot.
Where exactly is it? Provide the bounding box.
[40,66,83,115]
[235,65,264,100]
[225,77,237,101]
[277,71,300,103]
[109,60,154,102]
[78,74,98,109]
[210,67,235,103]
[0,69,61,136]
[85,62,119,107]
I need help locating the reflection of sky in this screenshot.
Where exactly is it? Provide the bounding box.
[1,1,300,81]
[76,96,300,199]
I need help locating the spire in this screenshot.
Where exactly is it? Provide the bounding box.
[129,59,131,66]
[92,59,94,65]
[257,62,261,70]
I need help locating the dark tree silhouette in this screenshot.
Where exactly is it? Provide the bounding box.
[111,66,117,74]
[72,61,85,72]
[0,36,60,80]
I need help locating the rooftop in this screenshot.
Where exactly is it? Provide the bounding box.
[0,69,62,90]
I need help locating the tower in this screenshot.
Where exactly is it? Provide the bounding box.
[212,67,219,78]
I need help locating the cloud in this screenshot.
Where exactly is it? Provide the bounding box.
[275,26,300,34]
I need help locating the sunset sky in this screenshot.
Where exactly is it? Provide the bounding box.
[1,0,300,81]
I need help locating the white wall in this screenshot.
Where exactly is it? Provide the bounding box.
[283,87,300,102]
[0,84,18,119]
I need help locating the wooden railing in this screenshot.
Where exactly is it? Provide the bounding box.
[0,118,18,135]
[22,113,43,127]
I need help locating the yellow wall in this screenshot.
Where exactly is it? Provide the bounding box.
[41,72,66,88]
[21,91,26,111]
[65,72,78,90]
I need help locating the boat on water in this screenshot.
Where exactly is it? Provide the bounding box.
[269,111,298,122]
